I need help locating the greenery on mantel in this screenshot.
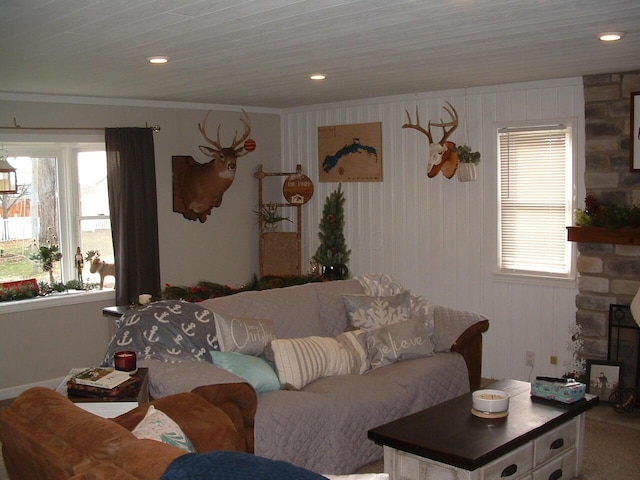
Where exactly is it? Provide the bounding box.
[574,195,640,229]
[162,274,324,303]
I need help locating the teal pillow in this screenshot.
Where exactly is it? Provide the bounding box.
[210,351,280,393]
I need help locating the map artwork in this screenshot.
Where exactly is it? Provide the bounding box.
[318,122,382,182]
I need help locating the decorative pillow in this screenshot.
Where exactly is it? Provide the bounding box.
[210,351,281,393]
[214,312,275,355]
[341,290,410,331]
[265,331,367,390]
[131,405,195,453]
[361,317,433,371]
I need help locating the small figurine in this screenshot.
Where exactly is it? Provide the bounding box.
[75,247,84,283]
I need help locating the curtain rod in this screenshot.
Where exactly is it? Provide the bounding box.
[0,117,161,132]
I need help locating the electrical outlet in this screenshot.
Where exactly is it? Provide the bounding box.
[550,355,558,365]
[526,351,535,366]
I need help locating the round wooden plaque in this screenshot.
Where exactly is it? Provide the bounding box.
[283,173,314,205]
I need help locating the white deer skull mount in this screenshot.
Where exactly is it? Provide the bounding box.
[403,102,459,179]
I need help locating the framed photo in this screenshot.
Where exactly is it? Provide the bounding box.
[632,91,640,171]
[318,122,382,182]
[586,360,622,405]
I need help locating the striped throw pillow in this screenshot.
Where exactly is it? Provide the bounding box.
[266,331,367,390]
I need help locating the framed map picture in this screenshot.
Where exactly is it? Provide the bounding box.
[318,122,382,182]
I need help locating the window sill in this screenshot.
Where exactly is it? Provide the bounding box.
[492,271,577,288]
[0,289,116,315]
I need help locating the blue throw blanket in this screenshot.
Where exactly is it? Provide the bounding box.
[160,451,328,480]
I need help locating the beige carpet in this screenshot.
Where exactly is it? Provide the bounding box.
[1,407,639,479]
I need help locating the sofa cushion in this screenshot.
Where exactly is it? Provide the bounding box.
[210,351,280,393]
[203,283,329,339]
[131,405,195,453]
[360,318,434,370]
[266,332,366,390]
[341,290,410,330]
[214,313,275,355]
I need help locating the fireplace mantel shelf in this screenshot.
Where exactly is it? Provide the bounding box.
[567,226,640,246]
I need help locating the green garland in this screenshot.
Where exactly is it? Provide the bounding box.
[0,280,99,303]
[162,274,324,303]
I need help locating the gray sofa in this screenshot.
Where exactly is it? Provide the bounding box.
[103,278,489,475]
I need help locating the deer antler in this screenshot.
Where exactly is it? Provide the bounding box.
[231,109,252,157]
[402,107,434,143]
[198,110,251,156]
[429,101,458,145]
[198,111,223,152]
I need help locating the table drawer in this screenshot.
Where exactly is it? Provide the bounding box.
[532,449,576,480]
[533,419,576,467]
[480,442,533,480]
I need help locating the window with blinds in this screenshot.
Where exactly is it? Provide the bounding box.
[498,125,573,277]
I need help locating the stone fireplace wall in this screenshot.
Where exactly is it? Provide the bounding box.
[577,70,640,360]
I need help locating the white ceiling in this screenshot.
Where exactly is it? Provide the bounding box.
[2,0,640,109]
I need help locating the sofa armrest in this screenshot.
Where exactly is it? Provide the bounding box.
[191,383,257,454]
[432,305,490,392]
[451,320,490,392]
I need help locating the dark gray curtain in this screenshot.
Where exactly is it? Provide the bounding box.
[105,128,161,306]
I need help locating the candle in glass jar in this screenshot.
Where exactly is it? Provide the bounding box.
[114,351,136,372]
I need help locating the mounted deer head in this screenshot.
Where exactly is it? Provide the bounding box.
[172,110,255,223]
[403,102,459,178]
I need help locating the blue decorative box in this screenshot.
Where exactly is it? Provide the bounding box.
[531,379,586,403]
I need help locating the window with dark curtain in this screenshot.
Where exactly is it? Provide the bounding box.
[105,128,161,305]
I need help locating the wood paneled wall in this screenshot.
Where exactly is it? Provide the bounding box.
[281,78,586,382]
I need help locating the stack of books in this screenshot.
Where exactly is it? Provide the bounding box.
[67,367,141,400]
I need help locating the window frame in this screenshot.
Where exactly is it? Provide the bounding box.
[493,118,578,287]
[0,136,115,310]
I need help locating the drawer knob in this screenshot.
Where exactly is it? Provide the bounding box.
[501,464,518,477]
[549,468,563,480]
[550,438,564,450]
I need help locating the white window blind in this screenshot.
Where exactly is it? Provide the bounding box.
[498,125,572,276]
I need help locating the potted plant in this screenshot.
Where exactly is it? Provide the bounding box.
[453,144,481,182]
[253,203,292,231]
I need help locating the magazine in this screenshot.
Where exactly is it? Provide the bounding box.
[71,367,131,390]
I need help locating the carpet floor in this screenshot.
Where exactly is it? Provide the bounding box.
[1,407,639,479]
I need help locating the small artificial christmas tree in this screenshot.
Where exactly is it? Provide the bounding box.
[313,184,351,280]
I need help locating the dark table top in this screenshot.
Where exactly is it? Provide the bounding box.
[368,379,598,471]
[102,305,131,318]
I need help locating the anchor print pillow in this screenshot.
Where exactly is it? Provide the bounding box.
[102,300,219,366]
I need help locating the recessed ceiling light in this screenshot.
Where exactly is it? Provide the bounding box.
[598,32,625,42]
[309,73,326,80]
[147,56,170,64]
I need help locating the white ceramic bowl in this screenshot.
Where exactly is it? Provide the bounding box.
[472,389,510,413]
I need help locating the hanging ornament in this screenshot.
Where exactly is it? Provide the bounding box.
[244,138,257,152]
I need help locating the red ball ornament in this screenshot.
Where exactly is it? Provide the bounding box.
[244,138,257,152]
